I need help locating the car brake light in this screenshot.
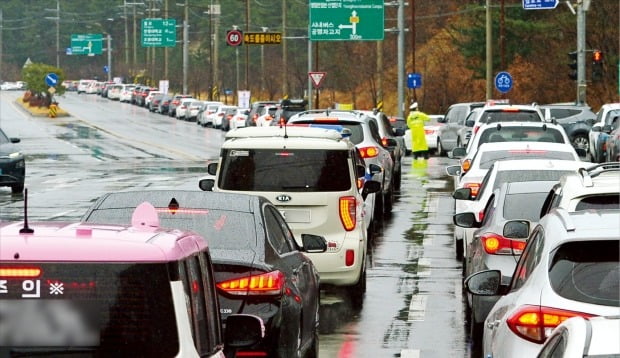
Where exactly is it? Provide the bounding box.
[0,267,42,278]
[359,146,379,158]
[501,108,520,112]
[356,178,364,189]
[345,249,355,266]
[313,117,340,123]
[381,137,389,147]
[339,196,356,231]
[474,126,480,134]
[507,305,595,343]
[481,234,526,255]
[461,159,472,173]
[217,271,284,296]
[463,182,480,197]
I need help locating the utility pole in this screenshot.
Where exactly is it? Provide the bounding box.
[485,0,492,100]
[164,0,168,80]
[282,0,288,97]
[261,26,268,93]
[106,34,112,81]
[123,1,129,65]
[0,9,3,81]
[56,0,60,69]
[410,0,416,103]
[397,0,405,119]
[183,0,188,94]
[133,5,137,70]
[245,0,249,91]
[576,0,588,105]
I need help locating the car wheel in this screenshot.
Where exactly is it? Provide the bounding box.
[469,310,484,350]
[347,260,366,311]
[373,193,384,219]
[455,234,464,261]
[384,184,394,215]
[437,139,445,156]
[572,134,588,152]
[11,182,24,195]
[394,164,402,190]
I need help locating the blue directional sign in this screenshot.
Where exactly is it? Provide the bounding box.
[523,0,558,10]
[103,65,109,74]
[45,73,59,87]
[407,73,422,89]
[494,71,513,93]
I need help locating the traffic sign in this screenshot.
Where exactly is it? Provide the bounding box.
[309,72,326,88]
[243,32,282,45]
[226,30,243,46]
[71,34,103,55]
[407,73,422,89]
[103,65,109,74]
[141,18,177,47]
[45,73,59,87]
[66,47,72,55]
[309,0,384,41]
[523,0,558,10]
[494,71,513,93]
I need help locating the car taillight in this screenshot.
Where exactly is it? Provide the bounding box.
[481,233,526,255]
[359,146,379,158]
[463,182,480,198]
[356,178,364,189]
[216,271,284,296]
[461,159,472,173]
[424,129,435,135]
[507,305,595,343]
[474,126,480,134]
[339,196,356,231]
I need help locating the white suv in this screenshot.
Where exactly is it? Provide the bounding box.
[198,126,381,309]
[539,162,620,217]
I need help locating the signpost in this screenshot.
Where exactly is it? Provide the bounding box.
[226,29,243,46]
[243,32,282,45]
[141,19,177,47]
[494,71,513,93]
[522,0,558,10]
[70,34,103,55]
[309,0,384,41]
[407,73,422,89]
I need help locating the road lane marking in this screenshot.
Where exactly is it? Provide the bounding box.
[417,258,431,277]
[400,349,420,358]
[407,294,427,321]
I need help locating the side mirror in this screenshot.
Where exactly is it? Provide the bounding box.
[464,270,502,296]
[362,180,381,200]
[437,117,447,123]
[503,220,530,238]
[465,120,475,127]
[301,234,327,253]
[451,147,467,158]
[10,138,20,144]
[368,163,383,175]
[384,138,398,148]
[591,125,602,133]
[198,178,215,191]
[453,212,480,228]
[453,187,473,200]
[585,118,595,126]
[356,164,366,178]
[394,127,406,136]
[446,165,461,177]
[224,314,265,348]
[207,162,218,175]
[602,125,613,134]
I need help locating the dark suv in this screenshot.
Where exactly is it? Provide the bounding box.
[539,104,596,152]
[271,99,308,126]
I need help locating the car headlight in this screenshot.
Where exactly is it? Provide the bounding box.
[9,151,22,159]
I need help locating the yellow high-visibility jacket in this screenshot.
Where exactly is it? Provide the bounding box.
[406,110,430,152]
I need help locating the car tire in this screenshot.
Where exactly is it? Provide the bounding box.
[374,193,384,219]
[384,184,394,215]
[455,234,464,261]
[394,164,402,190]
[437,139,445,156]
[347,260,366,311]
[572,134,589,152]
[11,183,24,195]
[469,313,484,351]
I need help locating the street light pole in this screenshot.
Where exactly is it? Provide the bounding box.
[183,0,188,94]
[261,26,268,92]
[107,34,112,81]
[56,0,60,69]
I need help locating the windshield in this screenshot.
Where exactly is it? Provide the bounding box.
[218,148,352,192]
[479,110,542,123]
[0,263,178,356]
[477,127,565,147]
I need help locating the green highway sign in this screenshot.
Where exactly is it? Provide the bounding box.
[309,0,384,41]
[70,34,103,55]
[141,18,177,47]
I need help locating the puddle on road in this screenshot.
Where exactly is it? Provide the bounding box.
[55,123,104,140]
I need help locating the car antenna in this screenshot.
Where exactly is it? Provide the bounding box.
[281,117,288,138]
[19,188,34,234]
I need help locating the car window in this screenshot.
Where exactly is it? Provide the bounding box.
[479,110,542,123]
[476,127,566,147]
[184,256,209,354]
[574,194,620,210]
[548,240,619,306]
[604,109,620,125]
[368,118,383,144]
[492,170,575,193]
[511,228,544,291]
[0,129,10,144]
[218,148,352,192]
[0,263,179,355]
[480,193,496,226]
[264,205,294,254]
[503,191,550,221]
[198,252,222,350]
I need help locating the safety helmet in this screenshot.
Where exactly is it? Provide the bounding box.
[409,102,418,110]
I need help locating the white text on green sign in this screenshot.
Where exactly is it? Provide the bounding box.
[141,19,177,47]
[70,34,103,55]
[309,0,384,41]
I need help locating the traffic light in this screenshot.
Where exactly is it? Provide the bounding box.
[568,51,577,81]
[592,50,603,82]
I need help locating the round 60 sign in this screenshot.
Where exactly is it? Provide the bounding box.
[226,30,243,47]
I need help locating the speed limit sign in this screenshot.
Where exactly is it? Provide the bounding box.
[226,30,243,46]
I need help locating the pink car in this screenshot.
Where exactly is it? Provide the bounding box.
[0,202,262,357]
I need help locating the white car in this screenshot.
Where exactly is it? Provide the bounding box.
[537,316,620,357]
[587,103,620,163]
[229,108,250,130]
[466,103,545,139]
[77,79,95,94]
[197,102,225,127]
[451,158,589,264]
[465,208,620,358]
[255,105,278,127]
[118,84,135,102]
[144,90,162,108]
[175,98,197,120]
[197,126,382,310]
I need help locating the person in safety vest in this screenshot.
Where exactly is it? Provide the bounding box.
[406,102,430,160]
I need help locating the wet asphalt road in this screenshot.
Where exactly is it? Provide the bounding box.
[0,90,471,357]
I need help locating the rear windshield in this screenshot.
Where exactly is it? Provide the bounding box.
[477,126,565,146]
[478,151,575,169]
[575,195,620,211]
[479,110,542,123]
[492,170,575,193]
[503,192,550,221]
[290,121,365,144]
[0,263,178,356]
[548,240,619,306]
[85,208,256,250]
[219,149,352,192]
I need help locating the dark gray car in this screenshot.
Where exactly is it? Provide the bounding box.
[539,104,596,152]
[436,102,485,156]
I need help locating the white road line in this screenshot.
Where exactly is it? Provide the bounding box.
[417,258,431,277]
[44,210,76,220]
[401,349,420,358]
[407,294,427,321]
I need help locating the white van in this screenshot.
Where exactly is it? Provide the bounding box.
[199,126,381,309]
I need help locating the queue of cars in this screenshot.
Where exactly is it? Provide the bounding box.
[439,100,619,357]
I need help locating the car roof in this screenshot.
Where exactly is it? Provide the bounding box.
[476,141,578,152]
[541,209,620,247]
[492,159,586,172]
[288,110,369,123]
[0,203,208,262]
